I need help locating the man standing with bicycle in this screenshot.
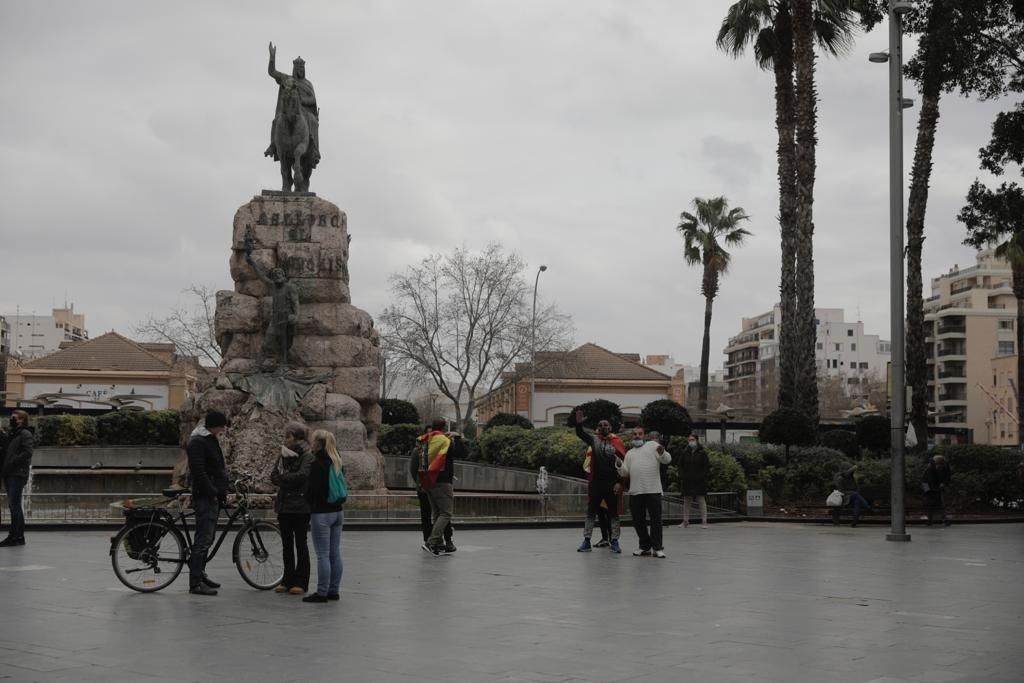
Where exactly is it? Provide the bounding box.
[187,410,230,596]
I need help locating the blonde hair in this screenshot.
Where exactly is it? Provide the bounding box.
[312,429,343,473]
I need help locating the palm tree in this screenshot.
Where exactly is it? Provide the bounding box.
[677,196,753,414]
[717,0,858,421]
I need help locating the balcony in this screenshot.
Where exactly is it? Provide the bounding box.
[937,369,966,381]
[936,325,966,337]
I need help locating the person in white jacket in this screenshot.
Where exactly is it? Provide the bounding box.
[617,427,672,558]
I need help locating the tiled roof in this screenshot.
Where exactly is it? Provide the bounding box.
[535,343,671,381]
[23,332,172,372]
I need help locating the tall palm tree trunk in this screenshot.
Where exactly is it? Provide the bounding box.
[774,6,799,411]
[792,0,818,424]
[699,290,715,414]
[905,0,947,452]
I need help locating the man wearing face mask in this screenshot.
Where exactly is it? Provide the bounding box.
[574,410,626,553]
[617,427,672,558]
[678,434,711,529]
[1,410,34,547]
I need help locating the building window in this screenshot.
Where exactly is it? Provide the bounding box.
[834,343,842,352]
[860,362,869,370]
[816,342,823,350]
[831,359,838,369]
[847,329,853,337]
[998,341,1015,355]
[999,320,1013,329]
[851,343,857,351]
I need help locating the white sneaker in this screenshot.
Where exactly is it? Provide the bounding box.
[700,524,709,529]
[678,522,689,528]
[653,550,666,559]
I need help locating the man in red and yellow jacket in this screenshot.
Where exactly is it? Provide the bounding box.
[417,418,454,556]
[574,410,626,554]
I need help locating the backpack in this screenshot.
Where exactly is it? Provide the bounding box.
[327,464,348,504]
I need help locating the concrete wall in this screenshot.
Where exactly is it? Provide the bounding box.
[385,455,587,495]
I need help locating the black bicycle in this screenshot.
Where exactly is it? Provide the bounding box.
[109,474,284,593]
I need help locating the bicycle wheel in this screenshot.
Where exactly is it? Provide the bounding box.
[111,521,186,592]
[233,520,284,590]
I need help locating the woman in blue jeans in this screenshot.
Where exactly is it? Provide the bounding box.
[303,429,344,604]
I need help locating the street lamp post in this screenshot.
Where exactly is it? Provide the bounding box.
[530,265,548,425]
[871,0,913,543]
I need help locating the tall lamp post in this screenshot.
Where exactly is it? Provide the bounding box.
[870,0,914,543]
[529,265,548,425]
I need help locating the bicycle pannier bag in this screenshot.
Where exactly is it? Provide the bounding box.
[123,509,168,560]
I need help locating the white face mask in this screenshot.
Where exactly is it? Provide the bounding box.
[631,439,644,448]
[688,441,697,449]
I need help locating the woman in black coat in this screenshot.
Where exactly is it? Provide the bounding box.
[270,422,314,594]
[677,434,710,528]
[1,409,34,546]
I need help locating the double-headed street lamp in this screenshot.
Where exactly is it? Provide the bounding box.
[529,264,548,424]
[870,0,914,543]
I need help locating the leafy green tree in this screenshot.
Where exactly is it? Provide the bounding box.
[379,398,420,426]
[758,407,816,461]
[820,428,859,459]
[677,196,752,414]
[639,399,692,438]
[566,399,624,433]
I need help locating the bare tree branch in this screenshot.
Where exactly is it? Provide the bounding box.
[134,285,222,367]
[379,244,574,428]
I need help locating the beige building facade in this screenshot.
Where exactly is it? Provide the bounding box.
[4,332,198,411]
[925,250,1017,444]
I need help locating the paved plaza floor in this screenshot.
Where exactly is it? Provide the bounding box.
[0,522,1021,682]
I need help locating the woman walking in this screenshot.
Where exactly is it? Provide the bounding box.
[270,422,314,594]
[677,434,710,529]
[303,429,345,604]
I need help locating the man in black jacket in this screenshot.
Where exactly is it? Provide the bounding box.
[1,410,34,547]
[186,410,230,595]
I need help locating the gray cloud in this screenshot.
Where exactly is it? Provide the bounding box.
[0,0,1005,370]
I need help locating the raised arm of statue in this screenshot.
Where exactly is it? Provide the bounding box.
[245,251,274,287]
[267,41,287,83]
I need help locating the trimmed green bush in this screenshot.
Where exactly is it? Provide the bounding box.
[820,429,859,459]
[717,443,785,480]
[484,412,534,430]
[783,446,853,501]
[476,425,587,477]
[566,399,623,432]
[31,411,180,447]
[379,399,420,426]
[929,445,1024,510]
[640,399,692,437]
[759,408,817,460]
[856,415,891,455]
[666,449,747,495]
[377,423,422,455]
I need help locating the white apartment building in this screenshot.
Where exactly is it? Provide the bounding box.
[2,307,88,358]
[924,250,1017,444]
[723,306,890,414]
[0,317,9,355]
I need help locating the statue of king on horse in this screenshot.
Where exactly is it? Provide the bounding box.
[265,42,320,192]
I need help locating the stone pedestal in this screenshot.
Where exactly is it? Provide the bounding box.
[183,191,385,493]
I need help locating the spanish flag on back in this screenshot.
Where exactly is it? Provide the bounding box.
[417,430,451,490]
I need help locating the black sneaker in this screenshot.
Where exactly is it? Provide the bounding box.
[302,593,329,603]
[201,575,221,589]
[189,584,218,596]
[327,593,340,601]
[421,542,444,556]
[443,543,457,553]
[0,537,24,547]
[633,549,652,557]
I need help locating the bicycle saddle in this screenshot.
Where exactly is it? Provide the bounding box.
[162,487,190,498]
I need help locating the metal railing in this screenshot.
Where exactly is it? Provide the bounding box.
[0,491,743,525]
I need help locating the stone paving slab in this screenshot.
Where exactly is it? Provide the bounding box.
[0,523,1021,682]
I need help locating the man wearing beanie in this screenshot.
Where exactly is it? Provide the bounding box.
[186,410,230,595]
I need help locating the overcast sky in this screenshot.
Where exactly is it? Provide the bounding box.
[0,1,1004,370]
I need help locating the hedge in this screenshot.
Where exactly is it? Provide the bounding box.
[377,423,422,455]
[30,411,180,447]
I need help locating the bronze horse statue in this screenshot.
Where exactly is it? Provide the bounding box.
[273,79,315,192]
